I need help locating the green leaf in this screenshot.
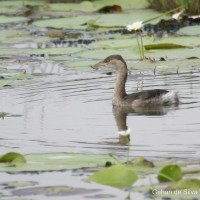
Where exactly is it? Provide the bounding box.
[11,185,99,197]
[167,179,200,190]
[0,16,26,24]
[179,26,200,36]
[129,157,154,168]
[158,164,182,182]
[88,164,138,189]
[94,0,149,10]
[0,152,117,172]
[1,181,37,189]
[34,9,167,30]
[144,43,188,50]
[0,112,7,119]
[0,152,26,164]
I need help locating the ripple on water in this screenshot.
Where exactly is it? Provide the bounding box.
[0,70,199,158]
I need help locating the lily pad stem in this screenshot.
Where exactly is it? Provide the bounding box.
[140,34,145,60]
[136,35,142,60]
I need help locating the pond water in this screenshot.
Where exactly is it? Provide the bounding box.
[0,1,200,199]
[1,66,199,159]
[1,64,200,199]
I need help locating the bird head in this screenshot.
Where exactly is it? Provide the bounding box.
[93,55,127,74]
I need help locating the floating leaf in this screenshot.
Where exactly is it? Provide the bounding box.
[0,16,26,24]
[1,181,38,189]
[144,43,188,50]
[0,152,26,164]
[97,5,122,13]
[179,26,200,36]
[128,157,154,168]
[49,1,94,12]
[167,179,200,190]
[94,0,149,10]
[88,164,138,189]
[0,153,116,173]
[12,186,100,197]
[158,164,182,182]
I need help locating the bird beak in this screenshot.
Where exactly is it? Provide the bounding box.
[91,61,114,75]
[92,61,108,69]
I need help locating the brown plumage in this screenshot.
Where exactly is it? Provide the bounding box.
[94,55,179,108]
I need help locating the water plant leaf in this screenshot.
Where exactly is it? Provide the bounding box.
[97,5,122,13]
[158,164,182,182]
[88,164,138,189]
[87,10,167,28]
[144,43,188,50]
[0,47,84,56]
[49,1,95,12]
[34,9,166,30]
[128,157,154,168]
[0,152,26,164]
[167,179,200,190]
[94,0,149,10]
[0,153,116,173]
[12,185,100,197]
[49,0,149,12]
[0,112,7,119]
[179,25,200,36]
[34,16,94,29]
[2,181,38,189]
[0,16,26,24]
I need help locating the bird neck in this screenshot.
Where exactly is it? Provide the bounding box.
[113,68,127,100]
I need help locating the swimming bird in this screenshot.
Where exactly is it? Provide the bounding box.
[94,55,179,108]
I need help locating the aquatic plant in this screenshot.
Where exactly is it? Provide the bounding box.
[126,21,145,60]
[0,112,7,119]
[148,0,199,15]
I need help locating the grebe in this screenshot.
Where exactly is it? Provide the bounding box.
[94,55,179,107]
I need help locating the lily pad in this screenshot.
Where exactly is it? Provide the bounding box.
[34,16,94,29]
[0,152,117,173]
[179,25,200,36]
[144,43,188,50]
[158,164,182,182]
[64,59,99,71]
[148,179,200,199]
[90,10,169,28]
[0,30,30,40]
[91,36,200,49]
[12,185,100,197]
[1,181,38,189]
[88,164,138,189]
[94,0,150,10]
[34,8,168,30]
[167,178,200,190]
[49,0,149,13]
[0,47,84,56]
[128,156,154,168]
[49,1,95,12]
[0,16,26,24]
[0,152,26,164]
[76,48,139,61]
[0,72,35,89]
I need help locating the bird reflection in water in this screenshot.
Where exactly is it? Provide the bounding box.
[113,104,177,145]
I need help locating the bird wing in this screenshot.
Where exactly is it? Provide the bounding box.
[125,89,168,100]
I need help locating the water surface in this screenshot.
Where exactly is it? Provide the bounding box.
[1,68,199,159]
